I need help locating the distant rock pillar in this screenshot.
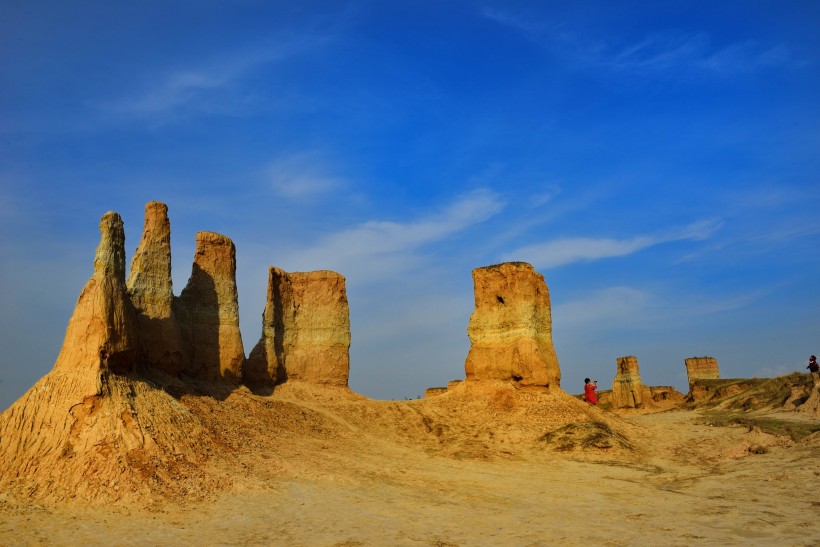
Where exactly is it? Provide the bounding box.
[175,232,245,381]
[246,268,350,387]
[685,356,719,386]
[464,262,561,390]
[54,211,139,376]
[611,356,644,409]
[126,201,184,375]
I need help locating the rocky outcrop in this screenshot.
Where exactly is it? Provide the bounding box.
[796,376,820,417]
[53,211,138,379]
[126,201,184,375]
[174,232,245,382]
[644,385,684,404]
[246,267,350,386]
[685,356,719,386]
[424,387,448,398]
[611,356,644,409]
[0,210,221,504]
[464,262,560,390]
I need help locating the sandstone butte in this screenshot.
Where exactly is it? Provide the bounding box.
[464,262,561,390]
[245,267,351,387]
[685,356,720,386]
[611,356,644,409]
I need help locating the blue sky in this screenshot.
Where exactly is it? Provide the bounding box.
[1,0,818,410]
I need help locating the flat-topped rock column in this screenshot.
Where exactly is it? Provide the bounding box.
[685,356,719,386]
[246,267,350,386]
[611,356,644,409]
[464,262,560,390]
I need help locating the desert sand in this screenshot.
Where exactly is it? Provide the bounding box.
[1,381,818,546]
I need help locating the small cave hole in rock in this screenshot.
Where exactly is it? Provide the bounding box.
[496,295,505,304]
[103,349,133,375]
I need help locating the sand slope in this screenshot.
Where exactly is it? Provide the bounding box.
[1,380,818,546]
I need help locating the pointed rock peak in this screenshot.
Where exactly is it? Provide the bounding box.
[127,201,173,308]
[95,211,127,280]
[54,210,138,376]
[127,201,183,375]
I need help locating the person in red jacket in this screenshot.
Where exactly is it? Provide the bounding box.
[584,378,598,405]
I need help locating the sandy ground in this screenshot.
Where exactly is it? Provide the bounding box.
[1,386,818,546]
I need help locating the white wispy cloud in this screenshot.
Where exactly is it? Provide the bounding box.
[482,8,802,77]
[553,286,652,328]
[102,36,331,122]
[278,189,505,281]
[481,7,545,36]
[501,218,723,268]
[528,185,562,208]
[264,152,346,200]
[612,34,802,76]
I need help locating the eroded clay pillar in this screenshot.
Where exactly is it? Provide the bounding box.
[464,262,561,390]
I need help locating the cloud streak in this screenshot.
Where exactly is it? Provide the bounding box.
[264,152,347,201]
[279,189,505,281]
[101,35,332,122]
[502,218,722,268]
[482,8,803,77]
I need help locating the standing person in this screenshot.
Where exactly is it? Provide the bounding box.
[808,355,819,378]
[584,378,598,405]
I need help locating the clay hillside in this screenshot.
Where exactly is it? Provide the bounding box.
[1,201,818,520]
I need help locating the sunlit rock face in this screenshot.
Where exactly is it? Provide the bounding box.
[685,356,719,386]
[611,356,644,409]
[246,267,350,387]
[174,232,245,382]
[126,201,184,375]
[54,211,139,379]
[464,262,561,390]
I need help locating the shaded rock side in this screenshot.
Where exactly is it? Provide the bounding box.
[53,211,138,381]
[685,356,719,386]
[126,201,184,375]
[174,232,245,381]
[611,356,644,409]
[246,267,350,386]
[464,262,560,390]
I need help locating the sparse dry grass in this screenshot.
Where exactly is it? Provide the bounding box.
[539,420,635,451]
[698,410,820,442]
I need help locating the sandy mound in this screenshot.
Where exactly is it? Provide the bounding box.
[0,373,641,507]
[0,370,230,506]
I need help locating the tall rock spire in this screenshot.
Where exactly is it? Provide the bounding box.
[53,211,138,376]
[126,201,184,375]
[174,231,245,381]
[464,262,561,390]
